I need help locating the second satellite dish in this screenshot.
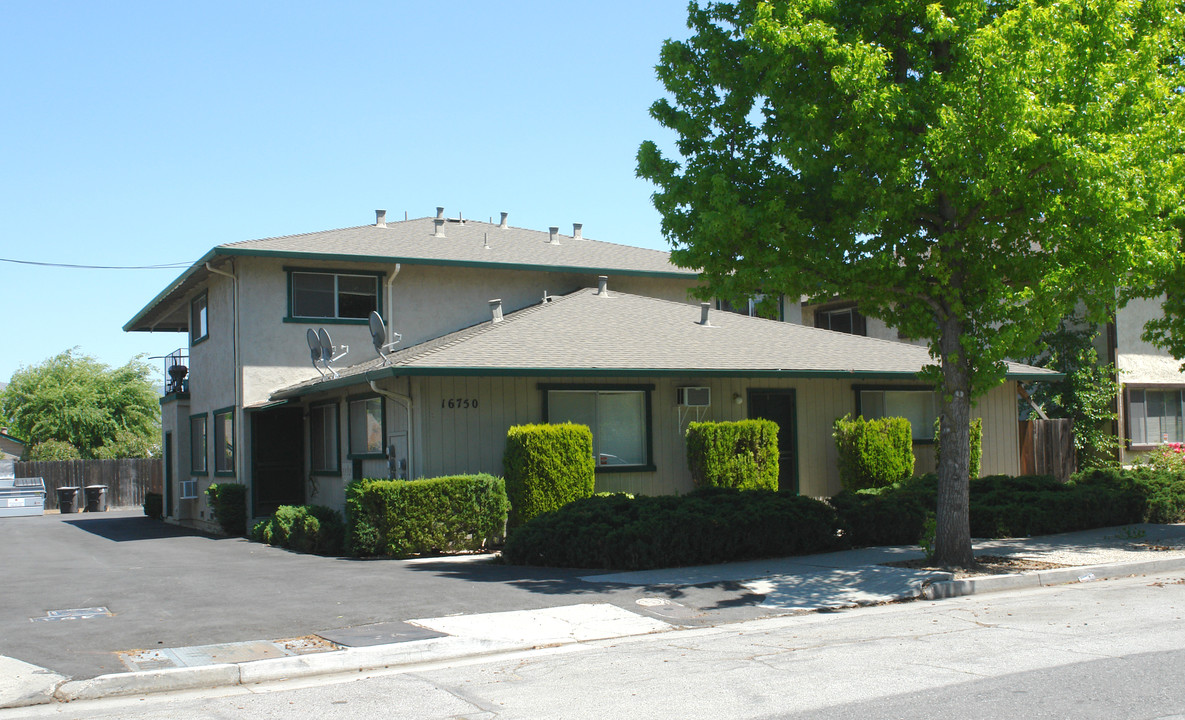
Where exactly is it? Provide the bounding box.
[368,311,402,365]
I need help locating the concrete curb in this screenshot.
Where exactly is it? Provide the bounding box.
[922,556,1185,600]
[55,664,240,702]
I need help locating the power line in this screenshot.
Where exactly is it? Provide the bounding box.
[0,257,192,270]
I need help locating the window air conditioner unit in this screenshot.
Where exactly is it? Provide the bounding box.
[677,387,711,408]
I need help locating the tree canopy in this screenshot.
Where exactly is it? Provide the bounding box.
[0,349,160,459]
[639,0,1184,565]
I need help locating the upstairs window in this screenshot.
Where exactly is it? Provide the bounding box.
[288,270,380,321]
[717,294,781,320]
[858,388,938,441]
[1128,388,1184,445]
[189,413,208,474]
[191,292,208,344]
[815,305,866,335]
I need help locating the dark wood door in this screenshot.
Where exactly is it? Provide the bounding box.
[251,408,305,517]
[748,389,798,493]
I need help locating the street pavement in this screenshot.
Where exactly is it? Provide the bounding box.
[4,510,1185,709]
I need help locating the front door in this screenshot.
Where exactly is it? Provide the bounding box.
[251,407,305,517]
[748,389,798,493]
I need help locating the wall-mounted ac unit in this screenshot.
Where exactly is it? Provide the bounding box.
[677,387,711,407]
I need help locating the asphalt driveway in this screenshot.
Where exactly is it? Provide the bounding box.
[0,510,768,680]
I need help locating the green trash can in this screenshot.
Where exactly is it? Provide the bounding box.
[57,486,81,514]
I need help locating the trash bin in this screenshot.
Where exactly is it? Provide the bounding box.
[84,485,108,513]
[57,486,81,514]
[0,477,46,517]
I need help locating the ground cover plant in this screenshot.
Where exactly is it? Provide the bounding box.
[251,505,344,556]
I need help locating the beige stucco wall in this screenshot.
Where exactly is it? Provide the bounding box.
[1116,296,1184,385]
[295,373,1020,509]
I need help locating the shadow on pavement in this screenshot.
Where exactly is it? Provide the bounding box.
[62,515,219,542]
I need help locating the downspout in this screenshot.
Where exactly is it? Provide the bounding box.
[368,377,414,479]
[204,261,244,510]
[386,263,401,338]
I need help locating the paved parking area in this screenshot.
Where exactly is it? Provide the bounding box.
[0,511,772,680]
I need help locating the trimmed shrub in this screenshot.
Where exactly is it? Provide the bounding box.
[830,475,935,547]
[686,420,779,491]
[503,423,595,530]
[143,492,163,519]
[934,417,984,478]
[345,474,509,557]
[29,439,81,461]
[502,487,844,570]
[833,415,915,491]
[205,482,247,536]
[251,505,344,555]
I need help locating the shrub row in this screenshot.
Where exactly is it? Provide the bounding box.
[686,420,779,491]
[345,473,509,557]
[251,505,344,555]
[502,487,844,570]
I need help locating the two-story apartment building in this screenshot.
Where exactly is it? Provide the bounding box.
[127,208,1054,531]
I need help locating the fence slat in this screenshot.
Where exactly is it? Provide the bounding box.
[13,459,163,510]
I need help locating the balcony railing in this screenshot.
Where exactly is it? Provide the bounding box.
[164,348,190,396]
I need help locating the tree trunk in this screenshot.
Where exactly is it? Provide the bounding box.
[932,314,975,567]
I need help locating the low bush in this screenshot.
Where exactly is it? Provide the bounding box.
[251,505,344,555]
[502,487,844,570]
[503,423,595,530]
[345,474,509,557]
[833,415,914,491]
[205,482,247,536]
[143,491,163,519]
[686,420,779,491]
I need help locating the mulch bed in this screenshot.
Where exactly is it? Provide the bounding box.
[885,555,1069,579]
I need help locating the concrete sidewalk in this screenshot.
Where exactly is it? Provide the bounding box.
[5,522,1185,709]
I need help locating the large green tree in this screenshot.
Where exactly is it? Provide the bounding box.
[639,0,1183,565]
[0,349,160,459]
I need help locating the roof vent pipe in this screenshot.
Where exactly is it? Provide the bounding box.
[699,302,712,326]
[433,218,446,238]
[375,209,387,228]
[597,275,610,297]
[436,206,445,219]
[489,298,504,323]
[573,222,583,240]
[499,212,508,229]
[549,226,560,245]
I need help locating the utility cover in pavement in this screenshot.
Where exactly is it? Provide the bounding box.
[315,621,448,648]
[30,607,112,622]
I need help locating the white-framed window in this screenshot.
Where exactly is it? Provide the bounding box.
[348,395,384,458]
[717,294,781,320]
[1128,388,1184,445]
[191,292,208,343]
[542,385,653,470]
[310,402,340,473]
[858,388,938,441]
[189,413,208,474]
[815,305,866,335]
[289,271,379,320]
[213,408,234,476]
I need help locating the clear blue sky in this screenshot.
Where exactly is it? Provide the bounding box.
[0,1,692,384]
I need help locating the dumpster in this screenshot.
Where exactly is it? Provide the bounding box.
[0,477,46,517]
[84,485,108,513]
[57,486,81,514]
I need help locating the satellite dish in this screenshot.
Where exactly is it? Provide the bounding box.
[368,310,402,365]
[306,328,326,378]
[317,327,334,364]
[315,327,349,378]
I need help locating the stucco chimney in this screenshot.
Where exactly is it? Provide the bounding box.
[597,276,610,297]
[433,218,446,238]
[499,212,509,229]
[549,226,560,245]
[699,302,712,326]
[375,210,387,228]
[573,222,583,240]
[489,299,504,323]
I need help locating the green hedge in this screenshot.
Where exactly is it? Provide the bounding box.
[934,417,984,479]
[502,487,843,570]
[345,474,509,557]
[833,415,915,491]
[205,482,247,536]
[686,420,779,491]
[503,423,595,530]
[251,505,344,555]
[143,492,163,520]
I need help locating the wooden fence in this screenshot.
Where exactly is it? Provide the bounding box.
[1018,419,1077,482]
[14,459,162,510]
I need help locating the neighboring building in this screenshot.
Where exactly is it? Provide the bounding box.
[0,430,25,460]
[126,208,1055,529]
[1112,296,1185,463]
